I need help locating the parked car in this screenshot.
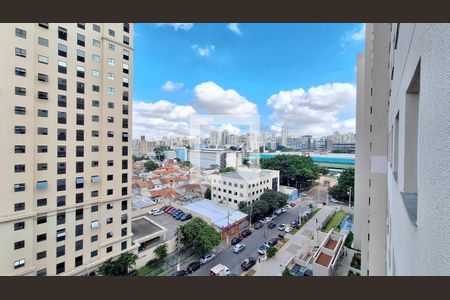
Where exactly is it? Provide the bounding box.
[290,220,299,228]
[180,213,192,221]
[171,209,181,216]
[274,208,283,216]
[153,210,164,216]
[284,204,291,210]
[268,222,277,229]
[254,222,263,230]
[166,207,176,213]
[233,243,246,254]
[289,202,296,207]
[175,212,185,220]
[258,244,270,255]
[186,261,201,273]
[263,216,272,223]
[277,232,285,240]
[200,252,216,265]
[281,207,288,213]
[284,226,293,233]
[241,256,257,271]
[267,237,278,247]
[241,229,252,238]
[330,198,339,203]
[171,270,187,276]
[278,224,286,231]
[231,236,243,245]
[160,205,168,211]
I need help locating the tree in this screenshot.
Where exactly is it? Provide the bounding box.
[153,145,168,161]
[267,246,278,258]
[219,166,236,173]
[182,160,191,168]
[259,190,288,211]
[98,252,138,276]
[329,168,354,202]
[144,160,159,172]
[154,243,168,260]
[252,199,270,219]
[204,187,211,200]
[260,155,327,189]
[176,218,221,256]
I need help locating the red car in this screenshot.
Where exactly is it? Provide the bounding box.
[165,206,175,213]
[289,202,296,207]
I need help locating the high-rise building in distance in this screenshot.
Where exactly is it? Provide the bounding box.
[0,23,134,276]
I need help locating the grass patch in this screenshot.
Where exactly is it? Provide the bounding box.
[245,269,256,276]
[322,211,346,233]
[282,267,292,277]
[290,208,321,235]
[136,265,164,276]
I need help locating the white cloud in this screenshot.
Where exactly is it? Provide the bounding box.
[350,24,366,41]
[161,81,184,92]
[340,23,366,53]
[192,81,258,115]
[133,100,196,139]
[227,23,242,36]
[217,124,242,135]
[156,23,194,31]
[191,44,215,57]
[267,83,356,136]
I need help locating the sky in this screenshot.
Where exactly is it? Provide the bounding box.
[132,23,365,139]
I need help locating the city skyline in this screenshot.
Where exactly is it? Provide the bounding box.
[132,23,364,139]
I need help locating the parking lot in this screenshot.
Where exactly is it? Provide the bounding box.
[146,208,187,240]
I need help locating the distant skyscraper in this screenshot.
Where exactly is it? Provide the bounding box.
[281,129,288,147]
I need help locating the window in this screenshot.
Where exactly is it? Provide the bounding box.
[36,251,46,260]
[123,49,129,60]
[108,28,116,36]
[37,180,48,190]
[122,160,128,170]
[78,23,85,29]
[14,183,25,192]
[108,73,115,80]
[91,205,98,213]
[122,146,128,156]
[14,203,25,212]
[122,104,129,115]
[57,129,66,141]
[15,47,26,58]
[75,255,83,267]
[122,173,128,183]
[38,91,48,100]
[37,198,47,206]
[92,69,100,77]
[107,203,113,210]
[38,73,48,82]
[15,87,26,96]
[58,26,67,40]
[92,100,100,107]
[56,262,65,275]
[77,49,85,62]
[15,126,26,134]
[123,35,129,45]
[76,177,84,189]
[37,215,47,225]
[107,87,115,95]
[108,58,115,65]
[106,232,113,239]
[107,174,113,181]
[16,28,27,38]
[107,116,114,123]
[37,233,47,242]
[122,132,128,142]
[92,54,100,63]
[121,227,127,237]
[15,67,26,77]
[14,222,25,231]
[107,160,114,166]
[77,98,85,109]
[76,208,83,221]
[15,164,25,173]
[93,39,100,48]
[106,246,113,253]
[56,245,65,257]
[91,250,98,257]
[121,241,127,250]
[57,111,66,124]
[122,187,128,196]
[57,162,66,175]
[107,217,113,224]
[38,37,48,47]
[108,43,115,50]
[77,82,85,94]
[76,146,84,157]
[76,224,83,236]
[393,112,400,179]
[37,127,48,135]
[91,235,98,242]
[14,240,25,250]
[123,23,130,33]
[122,119,128,129]
[121,214,128,224]
[14,259,25,269]
[37,162,48,170]
[92,145,99,152]
[92,85,100,92]
[76,130,84,141]
[56,212,66,226]
[76,193,83,203]
[123,91,129,101]
[107,146,114,152]
[92,130,99,137]
[38,55,49,64]
[14,106,27,115]
[77,33,85,46]
[107,189,113,196]
[92,115,99,122]
[58,78,67,91]
[58,60,67,73]
[36,269,47,276]
[15,145,26,153]
[123,77,129,87]
[39,23,49,29]
[93,24,100,32]
[57,179,66,192]
[58,43,67,57]
[91,191,99,198]
[77,66,85,78]
[56,229,65,242]
[123,63,129,74]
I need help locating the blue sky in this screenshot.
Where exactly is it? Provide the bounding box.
[132,23,365,139]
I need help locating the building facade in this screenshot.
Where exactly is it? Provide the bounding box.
[175,146,187,162]
[210,169,280,209]
[0,23,134,276]
[355,23,450,276]
[188,149,243,169]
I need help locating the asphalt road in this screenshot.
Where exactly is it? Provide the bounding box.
[189,200,314,276]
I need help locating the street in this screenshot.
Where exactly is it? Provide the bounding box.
[188,200,314,276]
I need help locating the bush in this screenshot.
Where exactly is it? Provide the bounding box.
[145,258,158,267]
[344,232,354,249]
[351,252,361,270]
[154,243,168,260]
[348,270,360,276]
[267,246,278,258]
[282,267,292,277]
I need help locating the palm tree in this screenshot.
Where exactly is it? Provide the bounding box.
[98,252,138,276]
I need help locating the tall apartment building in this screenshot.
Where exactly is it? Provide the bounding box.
[139,135,148,156]
[210,169,280,209]
[355,23,450,275]
[0,23,134,276]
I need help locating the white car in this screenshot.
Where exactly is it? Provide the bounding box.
[281,207,288,213]
[330,198,339,204]
[278,224,286,231]
[152,210,163,216]
[200,252,216,264]
[149,208,162,216]
[285,226,293,233]
[300,193,308,197]
[263,216,272,223]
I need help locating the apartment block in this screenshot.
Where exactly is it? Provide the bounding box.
[0,23,134,276]
[210,169,279,209]
[355,23,450,275]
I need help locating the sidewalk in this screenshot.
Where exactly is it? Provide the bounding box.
[253,206,334,276]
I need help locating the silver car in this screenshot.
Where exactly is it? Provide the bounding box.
[200,252,216,264]
[233,243,246,254]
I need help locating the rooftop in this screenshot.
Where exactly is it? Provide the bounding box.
[324,239,338,251]
[316,252,333,268]
[220,169,276,181]
[184,199,248,228]
[131,218,163,241]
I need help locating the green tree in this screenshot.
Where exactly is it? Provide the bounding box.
[154,243,168,260]
[98,252,138,276]
[329,168,355,202]
[182,160,191,168]
[259,190,288,211]
[144,160,159,172]
[260,155,327,189]
[204,187,211,200]
[153,145,168,161]
[267,246,278,258]
[219,166,236,173]
[176,218,221,256]
[252,199,270,219]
